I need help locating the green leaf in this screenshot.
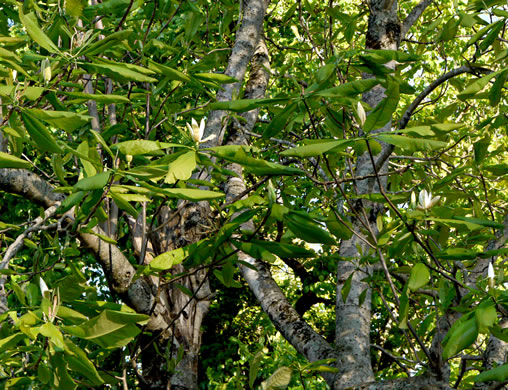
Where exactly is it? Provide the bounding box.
[163,188,225,201]
[61,91,131,104]
[0,152,31,168]
[165,151,196,184]
[488,69,508,106]
[281,139,355,158]
[109,191,138,217]
[209,97,288,112]
[249,350,264,389]
[208,146,303,176]
[79,61,158,83]
[316,78,379,98]
[375,134,447,152]
[442,317,478,359]
[26,109,92,132]
[18,10,60,53]
[363,80,399,132]
[263,102,297,138]
[147,60,191,82]
[64,339,104,386]
[193,73,238,84]
[0,333,25,350]
[341,273,354,303]
[475,305,497,333]
[408,263,430,291]
[474,364,508,383]
[457,71,499,100]
[149,247,188,271]
[21,110,64,154]
[64,0,85,18]
[37,363,51,384]
[74,171,111,191]
[484,164,508,176]
[40,322,65,350]
[453,216,504,229]
[261,366,292,390]
[81,29,132,56]
[326,213,353,240]
[436,248,478,260]
[62,309,149,348]
[113,140,176,155]
[284,213,336,245]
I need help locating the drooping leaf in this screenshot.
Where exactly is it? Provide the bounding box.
[375,134,447,152]
[18,10,59,53]
[21,110,64,154]
[474,364,508,383]
[26,109,92,132]
[281,139,355,158]
[363,80,399,132]
[261,366,292,390]
[0,152,31,169]
[165,151,196,184]
[408,263,430,291]
[442,317,478,359]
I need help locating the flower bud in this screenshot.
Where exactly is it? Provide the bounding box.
[41,58,51,85]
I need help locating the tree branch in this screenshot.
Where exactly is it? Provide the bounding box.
[0,168,169,331]
[200,0,269,148]
[399,65,491,130]
[401,0,434,40]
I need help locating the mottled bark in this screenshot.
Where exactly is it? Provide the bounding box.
[200,0,269,149]
[333,1,400,387]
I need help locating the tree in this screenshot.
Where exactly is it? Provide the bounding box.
[0,0,507,389]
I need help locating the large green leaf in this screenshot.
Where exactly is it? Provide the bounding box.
[315,78,378,98]
[165,151,196,184]
[261,367,292,390]
[408,263,430,291]
[74,171,111,191]
[363,80,399,132]
[26,109,92,132]
[281,139,355,157]
[375,134,447,152]
[0,152,31,168]
[64,340,104,386]
[457,70,500,100]
[62,309,149,348]
[442,317,478,359]
[208,146,304,176]
[18,10,59,53]
[113,140,184,155]
[79,62,158,83]
[284,213,336,245]
[209,97,289,112]
[21,110,64,154]
[149,246,188,271]
[474,364,508,383]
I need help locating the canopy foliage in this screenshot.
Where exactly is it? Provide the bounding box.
[0,0,507,389]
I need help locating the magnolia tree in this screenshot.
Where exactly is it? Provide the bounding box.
[0,0,507,389]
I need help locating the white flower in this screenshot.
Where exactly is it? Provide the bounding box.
[186,118,216,143]
[41,58,51,85]
[488,262,495,279]
[12,70,17,81]
[356,101,366,126]
[488,262,495,288]
[39,277,50,298]
[417,189,440,210]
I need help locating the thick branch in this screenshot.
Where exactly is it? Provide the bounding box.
[401,0,433,40]
[200,0,269,148]
[0,168,168,331]
[399,65,491,130]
